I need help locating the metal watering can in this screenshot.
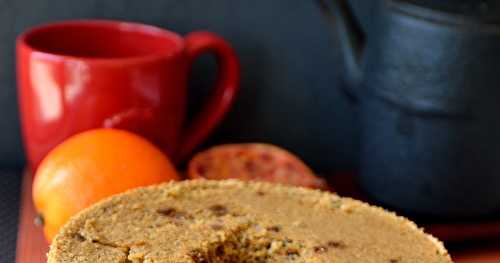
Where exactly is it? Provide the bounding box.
[319,0,500,218]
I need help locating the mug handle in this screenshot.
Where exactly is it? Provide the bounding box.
[176,31,240,163]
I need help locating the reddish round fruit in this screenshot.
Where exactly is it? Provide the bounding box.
[188,143,329,190]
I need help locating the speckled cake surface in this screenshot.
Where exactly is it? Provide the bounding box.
[48,180,452,262]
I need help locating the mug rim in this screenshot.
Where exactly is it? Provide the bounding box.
[387,0,500,31]
[17,19,185,64]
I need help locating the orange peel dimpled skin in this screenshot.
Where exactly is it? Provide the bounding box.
[32,128,180,242]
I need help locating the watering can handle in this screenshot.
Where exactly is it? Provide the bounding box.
[317,0,365,98]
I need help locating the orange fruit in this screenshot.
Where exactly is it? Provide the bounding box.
[33,128,180,242]
[188,143,329,190]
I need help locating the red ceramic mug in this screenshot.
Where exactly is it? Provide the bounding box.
[17,20,240,169]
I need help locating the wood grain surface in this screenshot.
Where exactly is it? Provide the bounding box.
[16,171,500,263]
[16,170,48,263]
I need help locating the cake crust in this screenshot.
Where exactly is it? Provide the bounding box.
[48,180,452,263]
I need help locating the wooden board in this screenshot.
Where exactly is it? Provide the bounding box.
[16,170,48,263]
[16,171,500,262]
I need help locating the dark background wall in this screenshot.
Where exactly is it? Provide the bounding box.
[0,0,373,173]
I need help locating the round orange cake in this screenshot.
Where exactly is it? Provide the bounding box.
[48,180,452,262]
